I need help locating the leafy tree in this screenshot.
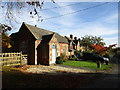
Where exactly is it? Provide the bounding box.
[80,35,106,51]
[112,47,120,59]
[91,44,107,54]
[0,23,12,51]
[91,43,117,56]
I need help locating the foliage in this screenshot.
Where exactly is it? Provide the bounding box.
[0,23,12,49]
[1,0,55,25]
[74,50,83,57]
[69,55,73,60]
[111,47,120,59]
[60,53,68,62]
[69,55,79,61]
[73,55,79,61]
[91,44,107,52]
[56,56,63,64]
[91,43,117,57]
[103,53,110,59]
[91,44,107,55]
[56,53,68,64]
[80,35,105,52]
[83,49,93,53]
[0,24,11,33]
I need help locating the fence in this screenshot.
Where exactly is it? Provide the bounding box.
[0,52,27,66]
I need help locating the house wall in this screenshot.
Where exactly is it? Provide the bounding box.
[37,35,69,65]
[37,43,49,65]
[49,35,59,65]
[59,43,68,56]
[70,52,74,55]
[35,40,41,65]
[11,24,69,65]
[12,24,36,65]
[76,42,80,51]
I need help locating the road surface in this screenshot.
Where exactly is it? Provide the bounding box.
[82,61,120,88]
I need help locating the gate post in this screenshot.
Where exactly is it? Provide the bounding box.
[96,61,101,68]
[20,51,22,65]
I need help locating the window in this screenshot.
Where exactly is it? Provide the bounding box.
[52,44,56,49]
[63,45,66,53]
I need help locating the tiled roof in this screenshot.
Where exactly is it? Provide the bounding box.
[40,33,54,44]
[23,22,68,43]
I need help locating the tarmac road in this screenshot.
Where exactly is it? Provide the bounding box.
[82,61,120,88]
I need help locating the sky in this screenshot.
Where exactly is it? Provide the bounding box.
[0,0,119,47]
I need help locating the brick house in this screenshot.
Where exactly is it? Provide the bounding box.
[65,35,80,55]
[10,22,68,65]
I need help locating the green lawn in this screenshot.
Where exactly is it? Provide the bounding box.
[62,61,112,70]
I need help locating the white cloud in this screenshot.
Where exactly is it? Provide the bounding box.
[103,37,118,47]
[57,14,118,46]
[79,25,117,36]
[104,13,118,23]
[59,21,117,36]
[57,3,76,14]
[1,2,118,46]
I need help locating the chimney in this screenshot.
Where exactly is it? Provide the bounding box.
[35,25,37,27]
[78,38,81,41]
[74,37,77,40]
[70,34,73,39]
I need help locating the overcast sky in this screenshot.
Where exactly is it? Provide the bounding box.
[1,0,119,47]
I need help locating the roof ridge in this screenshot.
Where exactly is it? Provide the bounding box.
[24,23,53,33]
[21,22,68,43]
[23,23,38,39]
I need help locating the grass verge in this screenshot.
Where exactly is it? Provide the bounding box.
[62,60,112,70]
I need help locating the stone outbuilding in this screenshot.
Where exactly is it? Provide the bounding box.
[10,22,68,65]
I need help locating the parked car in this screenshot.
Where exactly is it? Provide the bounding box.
[82,52,104,62]
[103,57,109,65]
[103,57,109,61]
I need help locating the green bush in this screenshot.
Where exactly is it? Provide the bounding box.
[76,50,83,55]
[60,53,68,62]
[115,50,120,59]
[69,55,73,60]
[56,53,68,64]
[69,55,79,61]
[56,56,63,64]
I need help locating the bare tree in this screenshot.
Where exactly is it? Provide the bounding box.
[0,0,55,26]
[0,0,55,52]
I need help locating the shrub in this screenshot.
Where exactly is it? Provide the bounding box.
[60,53,68,62]
[69,55,79,61]
[69,55,73,60]
[114,50,120,59]
[56,56,63,64]
[75,50,83,57]
[56,53,68,64]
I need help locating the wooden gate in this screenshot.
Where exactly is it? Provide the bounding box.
[0,52,27,66]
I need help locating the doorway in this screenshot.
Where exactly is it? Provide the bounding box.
[52,45,56,64]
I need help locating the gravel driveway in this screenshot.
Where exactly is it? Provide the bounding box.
[22,64,103,74]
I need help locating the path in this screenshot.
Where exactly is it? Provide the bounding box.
[23,64,97,74]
